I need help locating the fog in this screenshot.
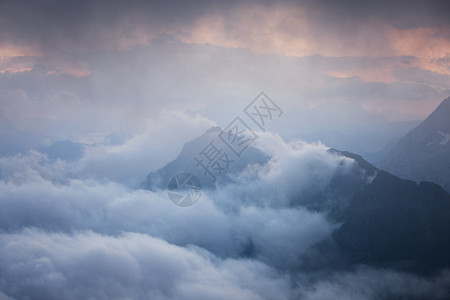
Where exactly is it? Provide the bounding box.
[1,127,449,299]
[1,0,449,299]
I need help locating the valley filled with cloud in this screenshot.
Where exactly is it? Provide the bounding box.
[1,0,450,299]
[1,128,450,299]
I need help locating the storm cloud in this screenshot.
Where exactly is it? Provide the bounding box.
[1,1,449,299]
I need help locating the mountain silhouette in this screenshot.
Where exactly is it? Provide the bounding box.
[142,127,269,190]
[333,151,450,270]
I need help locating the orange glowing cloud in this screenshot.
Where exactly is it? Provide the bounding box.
[325,66,398,83]
[2,3,449,83]
[169,5,449,83]
[0,45,38,59]
[389,26,450,75]
[174,6,314,57]
[0,44,90,77]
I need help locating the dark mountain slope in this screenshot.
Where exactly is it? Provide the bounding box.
[380,97,450,192]
[333,167,450,269]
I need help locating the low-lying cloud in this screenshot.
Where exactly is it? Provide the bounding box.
[0,128,449,299]
[0,229,293,300]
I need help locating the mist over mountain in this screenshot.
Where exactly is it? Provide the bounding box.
[1,125,450,299]
[293,118,420,164]
[143,126,270,190]
[381,97,450,192]
[144,128,450,272]
[1,0,450,299]
[37,140,86,162]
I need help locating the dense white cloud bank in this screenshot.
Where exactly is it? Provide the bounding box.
[0,129,449,299]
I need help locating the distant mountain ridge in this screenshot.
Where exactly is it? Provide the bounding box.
[293,120,420,164]
[380,97,450,192]
[38,140,86,162]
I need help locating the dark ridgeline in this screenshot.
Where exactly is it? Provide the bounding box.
[331,151,450,270]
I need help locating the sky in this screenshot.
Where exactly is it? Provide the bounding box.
[0,0,449,148]
[1,1,450,299]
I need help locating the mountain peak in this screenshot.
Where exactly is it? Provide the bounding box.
[441,96,450,105]
[434,96,450,111]
[380,96,450,192]
[415,97,450,136]
[142,125,269,190]
[204,126,222,135]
